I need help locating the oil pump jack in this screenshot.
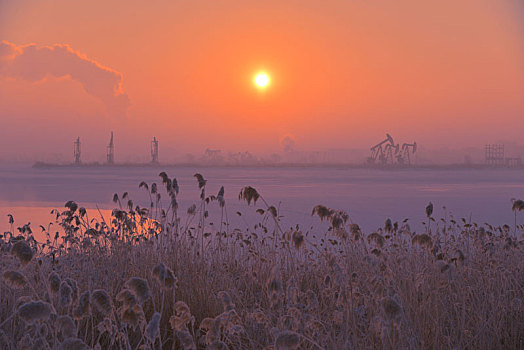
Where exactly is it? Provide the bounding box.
[399,142,417,165]
[384,142,399,165]
[368,134,417,166]
[368,133,395,165]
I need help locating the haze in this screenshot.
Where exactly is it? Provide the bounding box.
[1,0,524,163]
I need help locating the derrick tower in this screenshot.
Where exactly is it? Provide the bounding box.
[73,137,81,164]
[107,131,114,164]
[151,137,159,164]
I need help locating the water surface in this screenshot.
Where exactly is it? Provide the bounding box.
[1,164,523,238]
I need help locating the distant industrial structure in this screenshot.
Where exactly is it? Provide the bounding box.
[73,137,81,165]
[107,132,115,164]
[203,148,223,163]
[57,135,517,169]
[368,134,417,166]
[70,133,162,165]
[151,137,159,164]
[485,144,521,167]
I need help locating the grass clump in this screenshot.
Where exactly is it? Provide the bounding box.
[0,172,523,349]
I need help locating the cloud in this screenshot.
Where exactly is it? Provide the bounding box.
[0,40,129,118]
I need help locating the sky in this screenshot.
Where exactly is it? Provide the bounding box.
[1,0,524,162]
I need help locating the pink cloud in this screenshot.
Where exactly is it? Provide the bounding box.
[0,40,129,118]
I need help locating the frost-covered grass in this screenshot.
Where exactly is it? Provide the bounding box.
[1,172,523,349]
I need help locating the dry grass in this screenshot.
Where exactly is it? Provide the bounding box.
[0,172,523,349]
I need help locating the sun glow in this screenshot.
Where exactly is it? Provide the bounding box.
[254,73,270,89]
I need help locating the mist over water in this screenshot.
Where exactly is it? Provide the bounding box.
[1,163,523,236]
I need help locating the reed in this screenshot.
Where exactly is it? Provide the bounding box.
[0,173,522,349]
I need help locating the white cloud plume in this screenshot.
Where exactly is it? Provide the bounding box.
[0,40,129,118]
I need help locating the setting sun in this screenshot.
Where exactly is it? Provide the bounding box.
[254,72,270,88]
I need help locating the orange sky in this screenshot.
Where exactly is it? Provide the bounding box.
[1,0,524,162]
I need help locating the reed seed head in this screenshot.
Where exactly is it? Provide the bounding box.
[412,234,432,248]
[48,272,61,294]
[368,232,385,248]
[174,300,191,318]
[171,300,193,331]
[215,309,242,329]
[18,301,54,325]
[91,289,112,316]
[311,205,334,221]
[73,291,90,320]
[125,277,150,304]
[116,289,137,308]
[238,186,259,205]
[291,230,304,249]
[266,266,282,304]
[217,291,234,311]
[170,315,188,331]
[3,270,27,289]
[11,240,33,266]
[146,312,161,341]
[152,263,177,288]
[58,281,72,309]
[267,266,282,294]
[64,278,78,301]
[199,317,219,344]
[56,315,77,339]
[121,304,145,329]
[187,204,197,215]
[350,224,362,241]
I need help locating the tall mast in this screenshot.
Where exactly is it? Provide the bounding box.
[107,131,114,164]
[151,137,159,164]
[74,137,81,164]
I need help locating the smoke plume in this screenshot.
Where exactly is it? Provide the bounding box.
[0,40,129,118]
[281,135,296,153]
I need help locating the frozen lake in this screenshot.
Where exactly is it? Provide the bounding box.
[1,163,524,237]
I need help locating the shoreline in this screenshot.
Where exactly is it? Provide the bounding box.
[31,161,524,171]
